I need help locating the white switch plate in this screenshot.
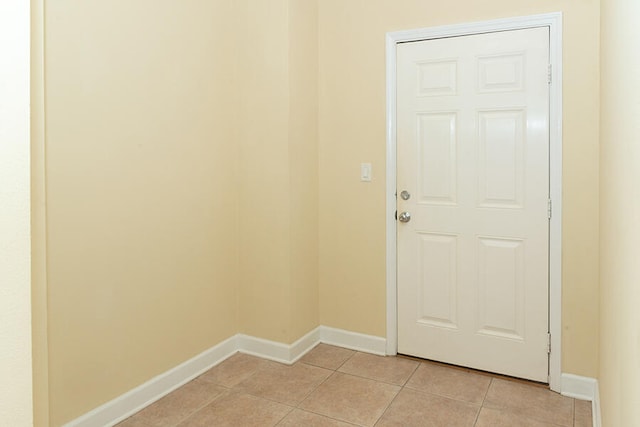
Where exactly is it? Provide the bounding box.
[361,163,372,182]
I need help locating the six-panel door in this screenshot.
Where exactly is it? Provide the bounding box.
[396,27,550,382]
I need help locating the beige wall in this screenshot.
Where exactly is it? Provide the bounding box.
[599,0,640,424]
[43,0,319,423]
[288,0,320,341]
[238,0,293,343]
[317,0,601,377]
[0,1,33,426]
[44,1,241,424]
[237,0,319,344]
[31,0,49,424]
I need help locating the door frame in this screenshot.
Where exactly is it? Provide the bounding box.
[385,12,563,392]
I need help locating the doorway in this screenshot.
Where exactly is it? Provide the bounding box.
[385,13,563,390]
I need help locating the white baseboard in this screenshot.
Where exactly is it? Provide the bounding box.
[319,326,387,355]
[64,334,238,427]
[561,373,601,427]
[63,326,386,427]
[561,373,597,401]
[293,327,323,361]
[238,327,321,364]
[592,380,602,427]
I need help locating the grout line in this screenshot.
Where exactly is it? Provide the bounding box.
[335,352,420,388]
[127,379,231,427]
[480,376,492,406]
[334,349,357,371]
[400,384,485,408]
[331,370,409,388]
[472,377,493,426]
[296,370,338,409]
[294,407,362,426]
[373,382,402,427]
[293,369,335,409]
[399,359,420,387]
[273,405,296,427]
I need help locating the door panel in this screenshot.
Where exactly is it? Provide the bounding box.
[418,232,458,329]
[418,113,457,204]
[397,27,550,382]
[477,109,525,208]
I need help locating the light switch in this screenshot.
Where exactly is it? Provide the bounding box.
[361,163,372,182]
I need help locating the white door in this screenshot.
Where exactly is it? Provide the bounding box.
[396,27,550,382]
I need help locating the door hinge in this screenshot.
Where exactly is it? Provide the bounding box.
[547,64,552,84]
[547,199,552,219]
[547,333,552,354]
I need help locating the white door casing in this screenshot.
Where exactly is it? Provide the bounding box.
[397,27,549,382]
[385,13,563,390]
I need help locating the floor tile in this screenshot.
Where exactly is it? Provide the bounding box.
[574,399,593,427]
[300,372,400,427]
[198,352,271,388]
[277,409,355,426]
[337,352,419,386]
[475,407,561,427]
[300,344,355,370]
[125,378,226,426]
[178,391,292,427]
[484,378,574,426]
[117,349,587,427]
[115,416,154,427]
[404,361,491,404]
[235,361,332,406]
[376,388,480,427]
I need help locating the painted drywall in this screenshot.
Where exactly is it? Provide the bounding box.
[288,0,320,341]
[44,1,241,424]
[317,0,601,377]
[599,0,640,424]
[237,0,293,343]
[44,0,320,423]
[238,0,319,343]
[31,1,50,425]
[0,1,33,425]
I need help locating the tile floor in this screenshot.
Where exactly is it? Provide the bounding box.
[117,344,592,427]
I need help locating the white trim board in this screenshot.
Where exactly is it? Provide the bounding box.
[320,326,387,355]
[385,12,563,392]
[238,326,386,363]
[561,373,601,427]
[592,380,602,427]
[62,326,386,427]
[561,373,598,401]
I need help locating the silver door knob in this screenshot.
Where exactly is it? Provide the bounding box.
[398,211,411,223]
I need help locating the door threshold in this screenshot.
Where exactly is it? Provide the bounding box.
[396,352,550,388]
